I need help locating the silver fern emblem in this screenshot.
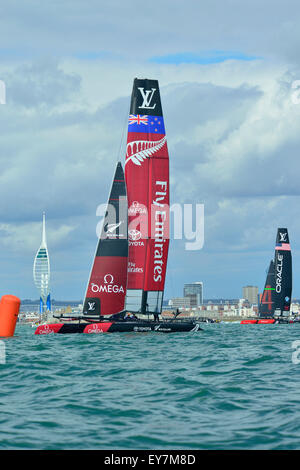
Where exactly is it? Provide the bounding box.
[125,136,166,166]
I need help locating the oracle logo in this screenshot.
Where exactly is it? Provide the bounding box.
[276,254,283,293]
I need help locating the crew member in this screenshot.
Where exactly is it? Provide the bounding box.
[125,312,138,321]
[153,312,159,322]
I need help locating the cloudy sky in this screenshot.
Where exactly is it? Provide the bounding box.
[1,0,300,302]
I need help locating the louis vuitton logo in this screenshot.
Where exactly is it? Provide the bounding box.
[279,232,287,242]
[138,87,156,110]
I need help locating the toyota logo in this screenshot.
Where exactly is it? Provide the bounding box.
[129,229,141,241]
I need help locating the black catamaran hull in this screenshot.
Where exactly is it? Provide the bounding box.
[35,321,202,334]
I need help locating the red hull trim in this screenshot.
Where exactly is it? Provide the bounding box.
[240,319,276,324]
[35,322,113,335]
[35,323,65,334]
[257,319,276,324]
[83,323,113,333]
[240,320,257,324]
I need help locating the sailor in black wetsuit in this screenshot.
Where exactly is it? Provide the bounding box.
[153,312,159,322]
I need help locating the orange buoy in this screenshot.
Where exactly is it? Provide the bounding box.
[0,295,21,337]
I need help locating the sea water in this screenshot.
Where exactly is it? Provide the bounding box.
[0,323,300,450]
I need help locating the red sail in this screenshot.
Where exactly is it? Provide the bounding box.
[125,78,169,314]
[83,162,128,316]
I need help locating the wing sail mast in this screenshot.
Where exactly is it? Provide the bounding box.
[125,78,170,315]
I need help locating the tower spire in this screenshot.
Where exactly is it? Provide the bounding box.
[41,211,47,247]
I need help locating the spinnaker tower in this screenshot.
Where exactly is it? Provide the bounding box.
[33,212,51,313]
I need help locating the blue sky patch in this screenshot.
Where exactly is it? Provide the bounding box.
[149,51,260,65]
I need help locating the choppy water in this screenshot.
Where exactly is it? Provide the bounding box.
[1,323,300,450]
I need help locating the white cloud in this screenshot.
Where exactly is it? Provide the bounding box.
[0,221,76,254]
[1,2,300,299]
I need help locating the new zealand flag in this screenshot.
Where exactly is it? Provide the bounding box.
[128,114,165,134]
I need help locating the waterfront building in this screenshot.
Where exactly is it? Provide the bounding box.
[168,297,191,309]
[242,286,258,305]
[184,282,203,307]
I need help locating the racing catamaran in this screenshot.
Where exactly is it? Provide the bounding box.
[35,79,201,334]
[241,228,293,324]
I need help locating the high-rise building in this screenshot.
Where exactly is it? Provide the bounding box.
[242,286,258,305]
[184,282,203,307]
[33,212,51,313]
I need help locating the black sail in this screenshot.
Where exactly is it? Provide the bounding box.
[273,228,292,315]
[83,162,128,317]
[259,260,275,318]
